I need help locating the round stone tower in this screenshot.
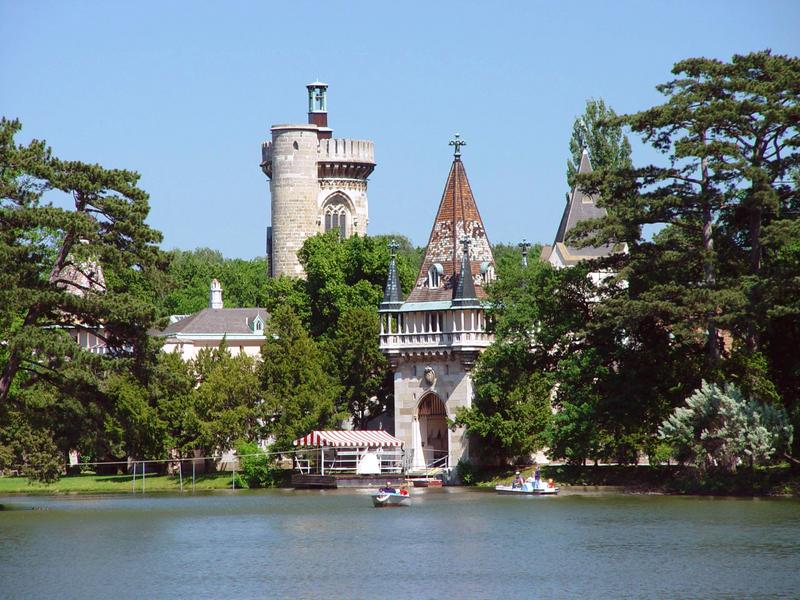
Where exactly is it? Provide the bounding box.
[261,82,376,278]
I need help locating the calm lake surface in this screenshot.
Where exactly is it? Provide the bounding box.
[1,488,798,600]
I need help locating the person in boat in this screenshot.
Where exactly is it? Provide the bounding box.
[512,471,525,488]
[380,481,397,494]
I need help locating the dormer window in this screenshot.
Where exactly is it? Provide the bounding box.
[428,263,443,289]
[480,262,495,285]
[251,314,265,333]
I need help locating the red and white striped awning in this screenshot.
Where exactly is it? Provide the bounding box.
[292,430,404,448]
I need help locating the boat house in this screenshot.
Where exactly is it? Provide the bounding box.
[291,430,405,488]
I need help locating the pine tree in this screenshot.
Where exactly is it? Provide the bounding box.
[0,118,167,406]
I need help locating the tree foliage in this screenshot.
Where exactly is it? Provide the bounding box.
[161,248,270,316]
[324,307,388,429]
[567,98,633,189]
[565,50,800,460]
[191,347,263,453]
[659,381,793,473]
[0,118,170,477]
[260,306,343,450]
[0,118,166,403]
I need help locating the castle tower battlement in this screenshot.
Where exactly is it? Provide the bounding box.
[261,83,376,278]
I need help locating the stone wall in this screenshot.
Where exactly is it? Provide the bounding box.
[393,356,474,465]
[267,127,375,277]
[269,125,322,277]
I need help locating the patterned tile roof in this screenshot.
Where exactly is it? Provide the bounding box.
[405,158,494,303]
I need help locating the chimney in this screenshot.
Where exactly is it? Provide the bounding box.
[209,278,223,309]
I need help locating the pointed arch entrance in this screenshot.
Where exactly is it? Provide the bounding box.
[411,393,449,470]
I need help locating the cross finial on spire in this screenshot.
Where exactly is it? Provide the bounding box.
[388,239,399,259]
[460,235,471,256]
[449,133,466,159]
[518,238,531,267]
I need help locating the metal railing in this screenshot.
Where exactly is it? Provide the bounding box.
[294,447,404,475]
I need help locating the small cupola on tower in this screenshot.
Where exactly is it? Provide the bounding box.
[306,81,331,136]
[209,278,223,309]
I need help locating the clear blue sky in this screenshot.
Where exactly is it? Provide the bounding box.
[2,1,798,258]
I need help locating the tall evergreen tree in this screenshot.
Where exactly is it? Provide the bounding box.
[324,307,388,429]
[260,306,342,450]
[566,98,633,189]
[575,51,800,456]
[0,118,166,406]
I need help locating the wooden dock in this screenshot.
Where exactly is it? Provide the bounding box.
[291,473,405,489]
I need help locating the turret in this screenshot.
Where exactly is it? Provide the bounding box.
[306,81,331,138]
[380,240,403,312]
[261,83,376,278]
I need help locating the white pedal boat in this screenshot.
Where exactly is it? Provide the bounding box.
[495,480,559,495]
[371,491,411,507]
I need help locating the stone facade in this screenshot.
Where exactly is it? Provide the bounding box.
[261,83,375,278]
[380,144,495,473]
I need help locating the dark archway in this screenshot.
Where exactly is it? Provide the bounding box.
[416,393,448,467]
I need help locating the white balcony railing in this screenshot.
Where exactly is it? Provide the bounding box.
[379,330,493,351]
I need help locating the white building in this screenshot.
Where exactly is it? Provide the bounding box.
[153,279,267,360]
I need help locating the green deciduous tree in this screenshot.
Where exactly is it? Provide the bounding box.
[299,232,417,339]
[161,248,270,316]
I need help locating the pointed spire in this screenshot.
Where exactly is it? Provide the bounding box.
[578,148,593,174]
[406,145,494,303]
[379,240,403,311]
[452,236,480,307]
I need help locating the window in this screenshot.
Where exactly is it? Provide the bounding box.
[428,263,443,288]
[323,203,348,238]
[480,261,495,285]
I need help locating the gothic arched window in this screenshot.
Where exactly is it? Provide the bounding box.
[428,263,443,289]
[323,202,349,238]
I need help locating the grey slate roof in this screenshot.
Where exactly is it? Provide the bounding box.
[379,253,403,311]
[543,149,615,265]
[154,308,269,337]
[452,244,480,307]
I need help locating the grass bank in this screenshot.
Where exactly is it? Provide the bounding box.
[0,472,238,494]
[470,464,800,496]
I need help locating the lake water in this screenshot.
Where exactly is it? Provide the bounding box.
[1,488,798,599]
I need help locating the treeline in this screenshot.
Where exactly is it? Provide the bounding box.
[2,50,797,483]
[456,50,799,474]
[0,114,427,480]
